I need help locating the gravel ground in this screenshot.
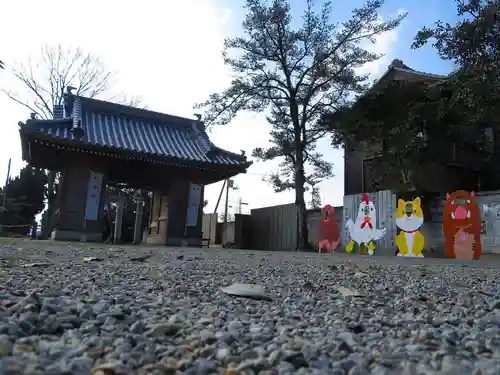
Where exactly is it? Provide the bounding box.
[1,242,500,375]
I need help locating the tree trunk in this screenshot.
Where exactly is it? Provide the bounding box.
[293,131,310,250]
[289,96,310,251]
[294,167,309,250]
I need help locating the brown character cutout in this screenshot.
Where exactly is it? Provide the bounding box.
[443,190,482,260]
[318,205,340,253]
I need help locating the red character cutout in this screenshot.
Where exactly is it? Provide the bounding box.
[443,190,482,260]
[318,204,341,253]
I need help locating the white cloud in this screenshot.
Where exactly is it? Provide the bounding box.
[357,10,406,80]
[219,7,234,26]
[0,1,403,220]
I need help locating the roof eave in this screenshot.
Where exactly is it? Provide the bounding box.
[394,67,448,80]
[22,131,251,170]
[209,145,250,164]
[19,129,31,163]
[373,66,447,88]
[24,118,73,127]
[204,163,253,184]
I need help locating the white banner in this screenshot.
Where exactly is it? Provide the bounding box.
[186,183,202,227]
[85,171,103,221]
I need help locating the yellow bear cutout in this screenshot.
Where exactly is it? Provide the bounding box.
[395,197,425,258]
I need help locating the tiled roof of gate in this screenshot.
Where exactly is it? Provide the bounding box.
[21,95,250,168]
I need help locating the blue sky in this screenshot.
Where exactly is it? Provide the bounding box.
[222,0,459,74]
[0,0,461,219]
[381,0,458,73]
[241,0,458,74]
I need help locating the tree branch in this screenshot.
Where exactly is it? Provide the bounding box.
[1,89,44,118]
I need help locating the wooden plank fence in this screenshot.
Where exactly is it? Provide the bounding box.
[201,213,217,243]
[248,203,342,251]
[236,190,397,252]
[250,203,297,250]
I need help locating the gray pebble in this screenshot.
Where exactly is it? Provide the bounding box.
[216,347,231,360]
[65,356,93,375]
[129,320,146,334]
[1,245,500,374]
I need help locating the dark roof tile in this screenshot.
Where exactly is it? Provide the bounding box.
[22,95,250,168]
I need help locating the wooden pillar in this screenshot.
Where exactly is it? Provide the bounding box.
[166,180,189,245]
[114,190,125,244]
[166,181,203,247]
[133,191,143,245]
[51,159,106,242]
[146,188,169,245]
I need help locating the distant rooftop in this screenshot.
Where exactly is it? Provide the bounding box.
[376,58,449,84]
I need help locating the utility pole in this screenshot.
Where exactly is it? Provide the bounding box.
[223,179,232,223]
[238,197,248,214]
[207,180,226,245]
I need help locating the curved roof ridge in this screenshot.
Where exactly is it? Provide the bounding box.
[76,95,202,128]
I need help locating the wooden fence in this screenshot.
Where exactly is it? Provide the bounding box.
[245,190,395,252]
[250,203,298,250]
[247,203,342,251]
[221,221,235,245]
[201,213,217,243]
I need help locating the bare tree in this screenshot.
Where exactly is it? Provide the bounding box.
[2,45,140,119]
[1,44,142,238]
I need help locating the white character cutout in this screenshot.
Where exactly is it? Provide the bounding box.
[345,193,386,255]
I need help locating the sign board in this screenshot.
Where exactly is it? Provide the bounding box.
[85,171,103,221]
[186,184,202,227]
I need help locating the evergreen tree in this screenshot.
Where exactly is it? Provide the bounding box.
[309,185,322,209]
[412,0,500,188]
[0,166,47,235]
[196,0,405,249]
